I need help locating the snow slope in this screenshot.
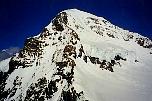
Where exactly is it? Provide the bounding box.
[0,9,152,101]
[0,58,11,72]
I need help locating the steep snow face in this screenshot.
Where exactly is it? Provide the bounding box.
[0,9,152,101]
[0,58,11,72]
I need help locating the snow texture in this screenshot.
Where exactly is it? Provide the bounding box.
[0,9,152,101]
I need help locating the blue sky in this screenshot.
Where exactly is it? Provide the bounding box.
[0,0,152,50]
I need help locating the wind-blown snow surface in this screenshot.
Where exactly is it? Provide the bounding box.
[0,9,152,101]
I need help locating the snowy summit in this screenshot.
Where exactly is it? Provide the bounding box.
[0,9,152,101]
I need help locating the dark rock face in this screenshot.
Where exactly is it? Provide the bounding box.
[0,72,9,101]
[75,44,119,72]
[24,77,58,101]
[63,45,77,59]
[87,56,115,72]
[2,9,151,101]
[8,57,25,73]
[22,38,43,57]
[52,12,68,31]
[136,37,152,49]
[0,57,25,101]
[22,44,85,100]
[136,38,145,46]
[61,88,87,101]
[114,55,126,61]
[0,27,51,100]
[0,74,22,101]
[107,33,115,38]
[81,54,127,72]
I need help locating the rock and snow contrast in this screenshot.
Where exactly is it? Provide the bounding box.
[0,9,152,101]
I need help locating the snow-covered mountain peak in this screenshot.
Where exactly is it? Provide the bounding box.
[47,9,152,48]
[0,9,152,101]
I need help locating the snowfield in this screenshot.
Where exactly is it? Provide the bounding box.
[0,9,152,101]
[0,58,11,72]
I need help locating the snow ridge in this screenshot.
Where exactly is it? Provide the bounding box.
[0,9,152,101]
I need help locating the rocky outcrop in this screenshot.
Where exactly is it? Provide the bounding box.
[0,9,152,101]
